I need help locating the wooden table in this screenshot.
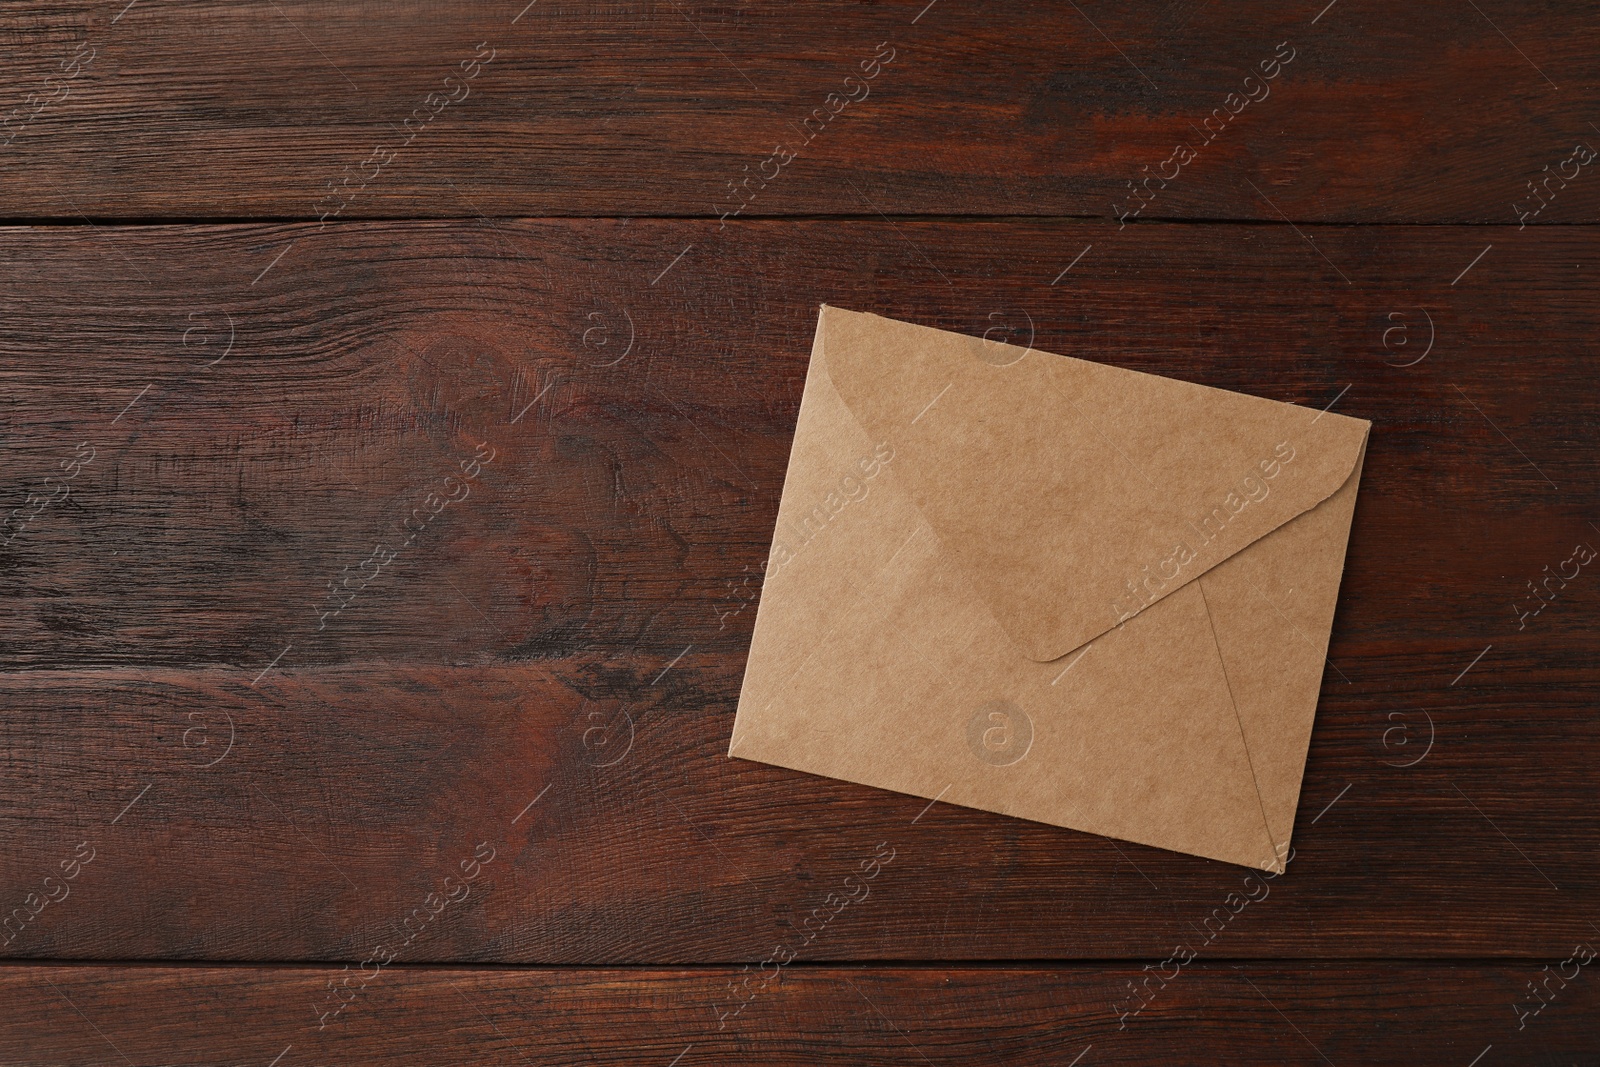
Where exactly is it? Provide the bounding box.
[1,1,1596,1062]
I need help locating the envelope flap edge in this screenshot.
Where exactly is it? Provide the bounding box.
[814,305,1372,663]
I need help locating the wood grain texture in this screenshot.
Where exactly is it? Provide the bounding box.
[3,1,1595,1058]
[0,1,1596,222]
[4,962,1596,1065]
[0,220,1594,964]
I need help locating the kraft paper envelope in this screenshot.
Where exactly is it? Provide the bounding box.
[728,306,1370,871]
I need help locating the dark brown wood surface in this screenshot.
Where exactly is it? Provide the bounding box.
[2,0,1598,1061]
[0,222,1595,970]
[5,963,1596,1065]
[0,1,1595,222]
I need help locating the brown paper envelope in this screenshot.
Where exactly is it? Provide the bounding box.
[730,306,1369,870]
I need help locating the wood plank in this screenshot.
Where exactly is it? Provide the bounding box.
[0,219,1591,667]
[3,962,1595,1064]
[0,1,1595,222]
[0,219,1595,963]
[0,661,1595,963]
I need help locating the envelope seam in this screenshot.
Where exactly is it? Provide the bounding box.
[731,521,941,757]
[1079,450,1369,663]
[812,315,1022,653]
[1196,577,1280,872]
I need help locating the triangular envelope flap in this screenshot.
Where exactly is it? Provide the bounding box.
[817,306,1371,662]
